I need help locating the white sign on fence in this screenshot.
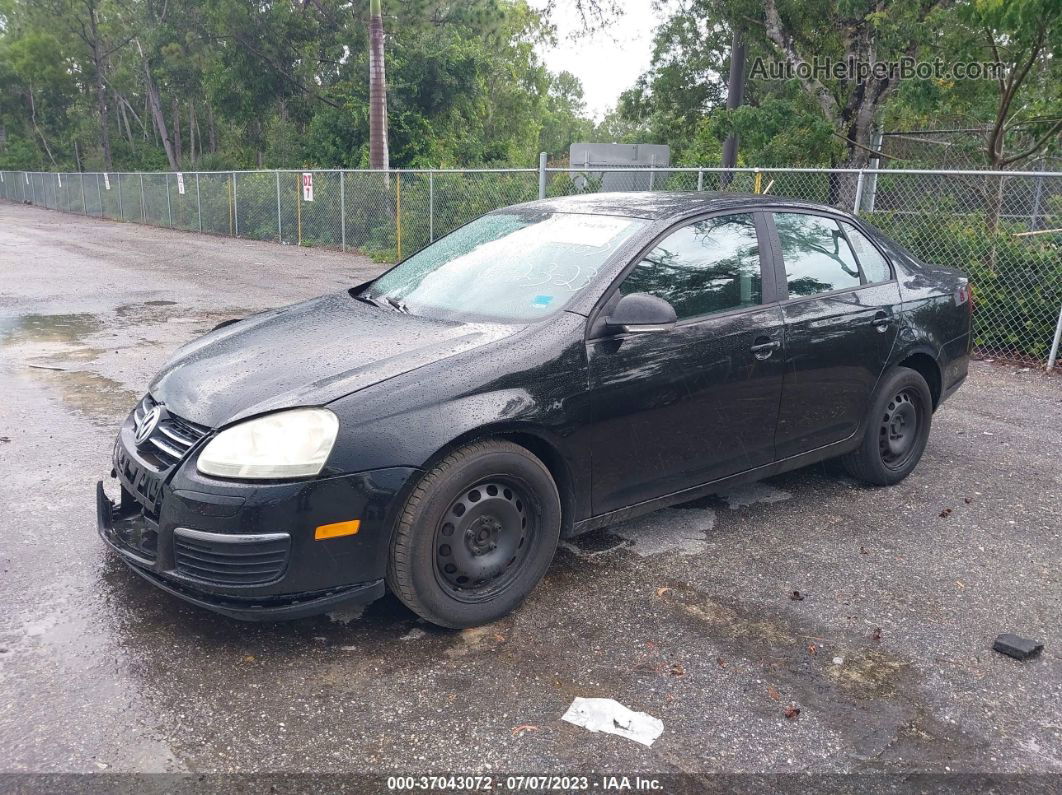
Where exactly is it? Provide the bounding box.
[57,173,62,187]
[176,172,186,195]
[302,172,314,202]
[103,173,111,190]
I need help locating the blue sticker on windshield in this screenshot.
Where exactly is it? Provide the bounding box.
[532,295,553,308]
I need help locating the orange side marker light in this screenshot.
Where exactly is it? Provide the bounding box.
[315,519,361,540]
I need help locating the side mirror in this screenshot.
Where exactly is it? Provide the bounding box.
[605,293,678,334]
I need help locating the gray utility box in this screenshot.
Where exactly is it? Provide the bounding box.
[569,143,671,192]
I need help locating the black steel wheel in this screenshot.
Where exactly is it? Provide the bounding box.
[387,440,561,628]
[878,387,922,470]
[841,366,933,486]
[433,480,535,602]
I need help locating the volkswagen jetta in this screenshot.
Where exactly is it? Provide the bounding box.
[97,192,972,627]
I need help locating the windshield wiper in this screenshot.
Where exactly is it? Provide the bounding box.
[384,297,409,313]
[353,292,384,308]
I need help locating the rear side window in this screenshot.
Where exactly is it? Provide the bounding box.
[774,212,861,297]
[841,222,893,283]
[620,213,763,320]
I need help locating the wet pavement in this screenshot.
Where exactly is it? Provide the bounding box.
[1,202,1060,775]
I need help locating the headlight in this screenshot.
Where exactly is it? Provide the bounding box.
[196,408,339,479]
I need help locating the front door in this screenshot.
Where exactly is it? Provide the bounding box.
[769,211,902,459]
[587,211,786,515]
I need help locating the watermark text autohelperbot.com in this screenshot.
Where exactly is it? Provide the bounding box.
[751,57,1006,82]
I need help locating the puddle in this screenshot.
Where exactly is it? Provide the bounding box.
[718,482,792,509]
[609,507,715,557]
[0,313,102,346]
[27,368,138,426]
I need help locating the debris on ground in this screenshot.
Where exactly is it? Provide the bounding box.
[511,724,539,738]
[784,704,801,720]
[767,686,781,701]
[833,656,844,665]
[789,590,805,601]
[807,643,817,656]
[871,627,883,643]
[562,698,664,747]
[939,508,953,518]
[992,633,1044,661]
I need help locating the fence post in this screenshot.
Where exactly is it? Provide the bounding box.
[395,172,402,260]
[853,170,866,215]
[1048,301,1062,371]
[140,173,145,222]
[649,153,656,191]
[697,169,704,192]
[196,173,202,232]
[233,172,239,237]
[165,173,173,226]
[95,174,103,216]
[276,171,283,242]
[117,174,124,220]
[429,170,434,242]
[340,170,346,251]
[538,152,547,200]
[80,173,87,214]
[1030,160,1045,232]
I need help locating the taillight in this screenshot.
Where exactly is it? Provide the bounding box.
[955,282,974,313]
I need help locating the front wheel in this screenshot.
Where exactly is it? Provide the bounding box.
[387,440,562,628]
[841,366,933,486]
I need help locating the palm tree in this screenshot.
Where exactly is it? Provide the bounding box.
[368,0,388,170]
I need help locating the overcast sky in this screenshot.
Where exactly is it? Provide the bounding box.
[536,0,659,120]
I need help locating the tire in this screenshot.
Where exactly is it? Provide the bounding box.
[386,440,562,628]
[841,366,933,486]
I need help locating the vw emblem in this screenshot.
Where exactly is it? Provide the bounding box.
[134,406,163,447]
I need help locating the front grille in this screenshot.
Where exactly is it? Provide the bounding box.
[173,528,290,585]
[135,395,209,468]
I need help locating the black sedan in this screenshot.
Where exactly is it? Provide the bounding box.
[97,192,972,627]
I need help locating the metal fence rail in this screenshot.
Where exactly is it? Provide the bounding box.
[1,163,1060,368]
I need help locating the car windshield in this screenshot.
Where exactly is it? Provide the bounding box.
[364,211,646,322]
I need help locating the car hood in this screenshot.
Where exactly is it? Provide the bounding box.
[149,292,513,428]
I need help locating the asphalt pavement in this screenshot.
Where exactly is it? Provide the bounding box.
[1,202,1060,778]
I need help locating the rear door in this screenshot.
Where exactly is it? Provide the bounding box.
[587,211,786,514]
[768,211,902,459]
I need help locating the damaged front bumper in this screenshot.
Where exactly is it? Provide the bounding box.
[98,413,420,621]
[97,481,385,620]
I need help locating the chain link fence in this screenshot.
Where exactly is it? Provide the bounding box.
[1,164,1059,367]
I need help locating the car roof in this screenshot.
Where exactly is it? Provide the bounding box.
[505,191,843,221]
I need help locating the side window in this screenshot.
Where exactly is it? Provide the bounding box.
[841,222,893,283]
[774,212,862,297]
[619,213,763,320]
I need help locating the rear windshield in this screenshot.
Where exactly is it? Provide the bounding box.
[365,211,646,322]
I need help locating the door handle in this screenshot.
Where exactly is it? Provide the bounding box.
[750,338,780,359]
[872,311,891,332]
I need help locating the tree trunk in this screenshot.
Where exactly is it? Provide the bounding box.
[118,91,134,145]
[172,99,182,165]
[188,100,196,165]
[368,0,389,170]
[87,2,113,171]
[138,40,179,170]
[27,88,57,166]
[207,103,218,153]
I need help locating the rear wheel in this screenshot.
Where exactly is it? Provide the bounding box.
[841,366,933,486]
[387,440,561,628]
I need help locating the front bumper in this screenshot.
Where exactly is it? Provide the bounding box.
[99,413,420,621]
